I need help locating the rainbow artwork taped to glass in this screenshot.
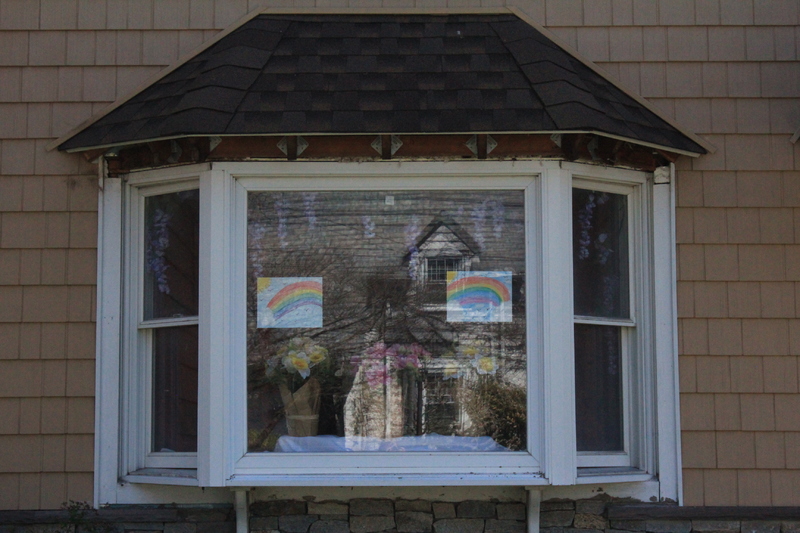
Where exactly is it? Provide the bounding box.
[446,271,512,323]
[257,277,323,328]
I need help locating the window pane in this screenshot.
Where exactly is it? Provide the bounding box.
[144,189,199,320]
[246,190,527,453]
[152,325,198,453]
[575,323,623,452]
[572,189,629,318]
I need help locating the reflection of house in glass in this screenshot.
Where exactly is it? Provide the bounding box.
[245,190,528,452]
[405,215,480,309]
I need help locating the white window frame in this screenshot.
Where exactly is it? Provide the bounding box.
[572,178,644,470]
[124,178,201,472]
[228,172,542,483]
[93,160,681,505]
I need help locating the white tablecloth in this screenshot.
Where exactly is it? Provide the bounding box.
[274,434,508,452]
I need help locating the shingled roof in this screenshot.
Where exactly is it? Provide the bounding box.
[58,13,706,155]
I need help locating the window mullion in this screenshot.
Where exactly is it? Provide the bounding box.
[197,169,230,487]
[96,175,124,504]
[541,167,577,485]
[651,174,682,501]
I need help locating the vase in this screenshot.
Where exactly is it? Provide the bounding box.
[279,377,321,437]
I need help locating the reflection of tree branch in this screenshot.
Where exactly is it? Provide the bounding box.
[245,190,530,444]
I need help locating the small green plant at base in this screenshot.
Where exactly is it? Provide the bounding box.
[58,501,114,533]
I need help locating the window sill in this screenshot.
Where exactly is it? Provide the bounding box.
[123,467,652,488]
[123,468,199,486]
[227,471,548,487]
[576,467,653,484]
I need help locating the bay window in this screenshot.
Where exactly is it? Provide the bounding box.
[97,160,680,503]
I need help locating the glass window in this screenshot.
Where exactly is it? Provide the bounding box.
[572,189,629,319]
[574,323,622,452]
[144,190,200,320]
[152,325,198,453]
[572,187,630,456]
[245,190,527,453]
[142,188,199,455]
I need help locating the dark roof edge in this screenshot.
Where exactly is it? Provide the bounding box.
[59,131,705,159]
[50,6,712,157]
[46,7,267,152]
[506,6,714,155]
[48,7,514,152]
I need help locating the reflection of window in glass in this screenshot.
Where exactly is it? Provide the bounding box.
[245,190,527,453]
[142,189,199,454]
[426,257,462,283]
[572,187,630,459]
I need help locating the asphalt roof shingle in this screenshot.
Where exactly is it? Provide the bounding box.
[59,13,705,154]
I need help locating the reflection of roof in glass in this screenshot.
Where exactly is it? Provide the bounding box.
[405,215,480,264]
[58,14,705,154]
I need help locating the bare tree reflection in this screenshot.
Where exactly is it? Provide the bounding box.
[246,191,528,452]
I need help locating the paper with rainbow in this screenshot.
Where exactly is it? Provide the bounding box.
[257,277,323,328]
[446,271,512,323]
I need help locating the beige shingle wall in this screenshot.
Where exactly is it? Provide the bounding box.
[0,0,796,509]
[537,0,800,507]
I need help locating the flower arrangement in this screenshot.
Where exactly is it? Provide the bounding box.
[436,340,499,382]
[441,358,464,381]
[263,336,332,437]
[266,336,330,384]
[471,354,497,375]
[457,340,497,376]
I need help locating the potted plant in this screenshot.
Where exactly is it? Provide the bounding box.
[265,336,331,437]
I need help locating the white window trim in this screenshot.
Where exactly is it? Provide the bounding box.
[123,179,200,472]
[572,178,640,470]
[228,173,542,482]
[94,160,681,505]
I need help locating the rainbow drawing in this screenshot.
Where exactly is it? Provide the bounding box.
[446,271,512,323]
[257,277,323,328]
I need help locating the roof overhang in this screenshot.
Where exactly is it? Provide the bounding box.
[52,7,712,158]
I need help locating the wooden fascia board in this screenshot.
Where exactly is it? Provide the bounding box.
[103,133,675,176]
[61,130,700,159]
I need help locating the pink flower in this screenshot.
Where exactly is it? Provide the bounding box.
[390,343,428,370]
[365,365,390,387]
[409,343,430,358]
[365,342,398,360]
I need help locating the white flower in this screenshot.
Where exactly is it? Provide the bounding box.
[472,355,497,375]
[457,341,485,359]
[441,359,463,380]
[283,351,311,379]
[308,345,328,366]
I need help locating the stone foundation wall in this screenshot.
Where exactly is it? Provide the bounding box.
[248,499,527,533]
[3,500,800,533]
[542,499,800,533]
[0,505,235,533]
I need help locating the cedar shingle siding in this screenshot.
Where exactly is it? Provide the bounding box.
[0,0,798,511]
